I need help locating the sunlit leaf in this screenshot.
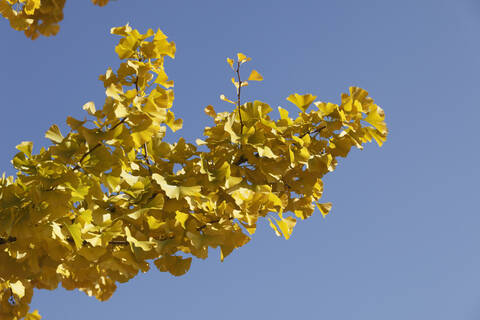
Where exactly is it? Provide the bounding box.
[248,69,263,81]
[227,58,234,69]
[316,202,333,217]
[45,124,64,144]
[286,93,317,113]
[16,141,33,157]
[64,223,82,250]
[10,280,25,298]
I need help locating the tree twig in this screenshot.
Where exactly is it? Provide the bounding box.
[72,117,127,171]
[0,237,17,245]
[235,61,244,134]
[299,125,326,139]
[143,144,151,165]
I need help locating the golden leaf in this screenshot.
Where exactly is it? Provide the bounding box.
[248,69,263,81]
[316,202,333,217]
[154,255,192,276]
[286,93,317,113]
[227,57,234,69]
[45,124,64,144]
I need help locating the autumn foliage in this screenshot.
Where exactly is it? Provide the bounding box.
[0,0,109,39]
[0,24,387,319]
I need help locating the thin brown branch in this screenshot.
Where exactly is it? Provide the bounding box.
[8,288,15,305]
[234,155,248,166]
[72,117,127,171]
[235,61,244,135]
[299,125,326,139]
[143,144,151,165]
[110,117,128,131]
[108,240,129,245]
[196,217,234,231]
[0,237,17,245]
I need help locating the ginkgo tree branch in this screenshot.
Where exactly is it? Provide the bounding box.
[0,25,387,320]
[235,61,245,134]
[299,125,327,138]
[0,237,17,245]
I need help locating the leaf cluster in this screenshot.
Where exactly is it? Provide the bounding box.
[0,0,110,39]
[0,25,387,319]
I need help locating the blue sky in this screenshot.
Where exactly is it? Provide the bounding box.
[1,0,480,319]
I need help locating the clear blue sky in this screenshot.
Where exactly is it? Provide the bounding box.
[1,0,480,319]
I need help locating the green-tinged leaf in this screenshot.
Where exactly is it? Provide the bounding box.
[66,116,86,130]
[257,145,277,159]
[78,246,107,262]
[16,141,33,157]
[45,124,64,143]
[64,223,82,249]
[152,174,180,199]
[125,226,155,251]
[175,211,189,228]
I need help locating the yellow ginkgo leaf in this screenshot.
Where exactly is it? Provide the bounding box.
[152,173,180,199]
[237,52,251,64]
[314,101,337,116]
[268,217,281,237]
[204,105,216,118]
[92,0,110,7]
[25,310,42,320]
[82,101,96,115]
[364,105,388,135]
[64,223,83,249]
[10,280,25,298]
[175,211,189,228]
[237,52,247,62]
[231,77,239,88]
[167,118,183,132]
[227,58,234,69]
[45,124,64,144]
[286,93,317,113]
[277,213,296,240]
[110,23,132,37]
[248,69,263,81]
[316,202,333,217]
[154,255,192,277]
[16,141,33,157]
[24,0,41,15]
